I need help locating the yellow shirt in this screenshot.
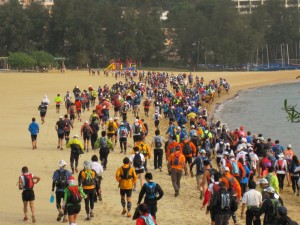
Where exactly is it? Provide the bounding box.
[134,142,152,159]
[116,164,137,190]
[105,121,118,134]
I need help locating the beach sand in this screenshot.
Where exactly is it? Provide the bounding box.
[1,70,300,225]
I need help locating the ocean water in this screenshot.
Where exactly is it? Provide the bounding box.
[214,82,300,154]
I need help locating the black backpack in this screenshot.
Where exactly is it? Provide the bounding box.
[183,143,192,155]
[68,186,82,204]
[120,167,133,179]
[55,170,68,189]
[70,144,83,155]
[83,126,91,136]
[133,153,142,168]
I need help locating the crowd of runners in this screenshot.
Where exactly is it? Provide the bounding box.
[22,70,300,225]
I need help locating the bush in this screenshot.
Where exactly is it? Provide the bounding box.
[8,52,36,70]
[31,51,54,69]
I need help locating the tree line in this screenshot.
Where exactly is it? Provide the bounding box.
[0,0,299,68]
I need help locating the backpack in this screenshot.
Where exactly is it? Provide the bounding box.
[173,153,180,165]
[100,137,107,148]
[144,101,150,107]
[145,182,157,199]
[23,174,34,190]
[204,131,209,139]
[83,125,91,136]
[170,146,176,154]
[225,176,238,194]
[154,114,159,120]
[140,144,148,157]
[208,168,218,183]
[64,120,71,131]
[39,105,46,113]
[134,124,141,135]
[141,214,155,225]
[196,157,204,173]
[219,190,231,211]
[82,170,94,186]
[231,161,240,175]
[217,143,225,155]
[70,107,75,115]
[102,109,109,116]
[68,186,82,204]
[55,170,68,189]
[107,122,114,132]
[277,160,284,171]
[133,154,143,168]
[119,126,128,138]
[120,167,133,179]
[154,137,162,148]
[183,142,192,155]
[269,198,282,218]
[70,144,83,155]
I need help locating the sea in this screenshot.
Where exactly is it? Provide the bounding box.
[213,81,300,155]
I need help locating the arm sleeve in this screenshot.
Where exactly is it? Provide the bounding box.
[190,158,197,171]
[137,184,146,204]
[155,184,164,201]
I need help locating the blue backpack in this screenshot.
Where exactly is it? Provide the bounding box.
[145,182,157,199]
[141,214,155,225]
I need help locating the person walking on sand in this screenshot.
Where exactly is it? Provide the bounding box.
[18,166,41,223]
[91,155,104,202]
[63,114,73,144]
[78,161,98,221]
[137,173,164,219]
[80,121,93,151]
[62,176,86,225]
[38,101,47,124]
[130,146,146,191]
[54,94,62,114]
[28,117,39,149]
[151,130,165,172]
[116,157,137,218]
[66,135,84,174]
[51,160,71,223]
[56,115,65,150]
[168,146,186,197]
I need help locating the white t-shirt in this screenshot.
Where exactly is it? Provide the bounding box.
[249,153,259,169]
[129,153,145,170]
[242,189,262,206]
[91,162,103,175]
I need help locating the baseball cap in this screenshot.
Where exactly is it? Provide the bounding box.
[191,125,195,129]
[73,134,78,138]
[59,160,67,167]
[258,178,268,184]
[278,153,284,158]
[263,186,275,193]
[68,176,75,184]
[223,151,229,155]
[59,115,63,119]
[287,144,292,149]
[200,149,206,154]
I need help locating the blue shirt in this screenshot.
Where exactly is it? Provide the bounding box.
[28,122,39,135]
[52,169,72,192]
[240,165,251,184]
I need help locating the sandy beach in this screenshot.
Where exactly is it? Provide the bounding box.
[1,70,300,225]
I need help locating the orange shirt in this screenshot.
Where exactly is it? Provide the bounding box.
[284,149,295,161]
[75,100,82,110]
[168,152,185,170]
[166,141,181,157]
[180,141,196,157]
[220,172,242,200]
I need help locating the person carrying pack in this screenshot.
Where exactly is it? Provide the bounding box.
[78,161,97,221]
[152,130,165,171]
[52,160,72,223]
[135,203,157,225]
[210,181,237,225]
[63,176,86,225]
[221,167,242,200]
[66,135,85,174]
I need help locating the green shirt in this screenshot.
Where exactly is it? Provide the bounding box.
[63,185,86,206]
[265,173,279,194]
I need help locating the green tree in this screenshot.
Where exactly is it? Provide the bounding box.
[31,51,54,69]
[8,52,36,70]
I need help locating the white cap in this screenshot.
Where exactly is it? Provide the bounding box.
[278,153,284,158]
[258,178,269,184]
[59,115,63,119]
[264,186,275,193]
[287,144,292,148]
[59,160,67,167]
[191,125,195,128]
[200,149,206,154]
[224,167,230,172]
[73,134,78,138]
[223,151,229,155]
[134,119,139,123]
[85,120,89,124]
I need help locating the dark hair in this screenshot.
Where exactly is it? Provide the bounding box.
[101,131,106,137]
[155,130,160,135]
[268,166,274,173]
[238,158,244,164]
[32,117,35,122]
[214,172,221,181]
[123,157,130,164]
[91,155,98,162]
[22,166,29,173]
[275,140,279,144]
[133,146,139,152]
[145,173,153,180]
[138,203,149,214]
[203,160,210,166]
[292,155,299,165]
[248,180,256,189]
[64,114,68,119]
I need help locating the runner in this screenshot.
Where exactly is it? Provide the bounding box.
[135,136,152,173]
[137,173,164,219]
[130,147,146,191]
[62,176,86,225]
[168,146,186,197]
[38,101,47,124]
[118,122,130,154]
[152,111,162,130]
[66,134,84,174]
[54,94,62,114]
[18,166,41,223]
[96,131,113,170]
[135,203,157,225]
[52,160,71,222]
[63,114,73,144]
[91,155,104,202]
[78,161,98,221]
[74,98,82,122]
[80,121,93,151]
[28,117,39,149]
[143,98,151,117]
[116,157,137,218]
[106,117,118,151]
[55,115,65,150]
[151,130,165,172]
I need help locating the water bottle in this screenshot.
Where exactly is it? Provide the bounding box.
[50,195,54,203]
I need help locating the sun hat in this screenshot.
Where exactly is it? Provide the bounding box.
[59,160,67,167]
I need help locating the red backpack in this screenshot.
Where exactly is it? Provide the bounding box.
[23,174,34,190]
